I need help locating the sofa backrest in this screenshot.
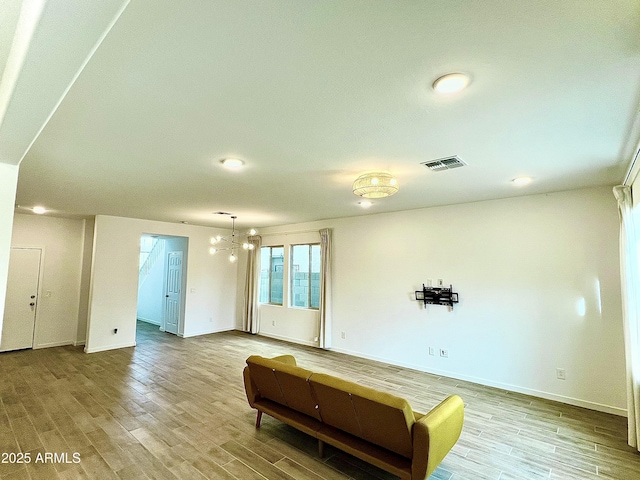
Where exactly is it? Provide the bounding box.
[309,373,416,459]
[246,355,321,421]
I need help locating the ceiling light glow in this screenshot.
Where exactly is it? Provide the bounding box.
[512,176,532,186]
[33,206,46,214]
[358,201,373,208]
[433,73,470,94]
[220,158,245,169]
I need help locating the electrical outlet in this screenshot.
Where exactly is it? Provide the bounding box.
[341,331,346,339]
[272,320,276,327]
[428,347,435,356]
[427,279,433,287]
[556,368,566,380]
[440,349,448,358]
[437,279,444,287]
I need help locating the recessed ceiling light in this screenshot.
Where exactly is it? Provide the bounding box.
[512,176,532,186]
[433,73,470,94]
[32,206,46,214]
[220,158,245,169]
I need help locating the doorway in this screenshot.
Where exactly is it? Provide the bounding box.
[136,235,188,337]
[1,247,42,352]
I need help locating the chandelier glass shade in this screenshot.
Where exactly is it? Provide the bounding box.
[209,215,257,262]
[352,171,399,198]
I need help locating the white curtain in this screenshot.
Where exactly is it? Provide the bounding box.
[319,228,332,349]
[243,235,262,334]
[613,185,640,450]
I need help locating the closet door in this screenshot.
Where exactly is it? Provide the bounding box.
[1,248,42,352]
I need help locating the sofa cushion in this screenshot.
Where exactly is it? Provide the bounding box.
[310,373,415,459]
[246,355,321,421]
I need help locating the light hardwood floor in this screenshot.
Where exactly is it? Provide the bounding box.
[1,321,639,479]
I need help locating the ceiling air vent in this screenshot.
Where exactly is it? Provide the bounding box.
[421,155,467,171]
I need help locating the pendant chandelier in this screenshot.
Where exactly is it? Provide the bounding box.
[352,171,399,198]
[209,215,257,262]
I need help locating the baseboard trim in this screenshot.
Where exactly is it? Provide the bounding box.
[34,340,73,349]
[182,327,235,338]
[136,317,161,326]
[85,341,136,353]
[329,346,627,417]
[258,331,318,348]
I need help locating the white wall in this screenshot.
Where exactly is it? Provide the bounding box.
[0,163,19,344]
[245,187,626,414]
[86,216,237,353]
[10,213,85,348]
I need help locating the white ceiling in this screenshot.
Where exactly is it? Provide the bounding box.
[4,0,640,228]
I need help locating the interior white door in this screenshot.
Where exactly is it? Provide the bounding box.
[1,248,41,352]
[163,251,182,335]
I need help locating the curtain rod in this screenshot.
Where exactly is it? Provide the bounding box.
[258,228,322,237]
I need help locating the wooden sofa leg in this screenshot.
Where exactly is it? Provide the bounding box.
[318,440,325,458]
[255,411,263,428]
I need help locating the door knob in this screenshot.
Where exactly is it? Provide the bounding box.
[165,295,169,298]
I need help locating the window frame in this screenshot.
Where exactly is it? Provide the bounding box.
[260,245,285,306]
[289,243,321,310]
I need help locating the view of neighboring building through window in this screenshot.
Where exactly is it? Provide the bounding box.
[260,246,284,305]
[290,244,321,309]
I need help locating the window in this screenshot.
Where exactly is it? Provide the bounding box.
[260,246,284,305]
[290,244,321,309]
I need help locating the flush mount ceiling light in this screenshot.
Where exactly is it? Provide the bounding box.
[209,215,257,262]
[358,200,373,208]
[352,172,399,199]
[220,158,245,170]
[32,206,47,214]
[512,176,533,186]
[433,73,470,94]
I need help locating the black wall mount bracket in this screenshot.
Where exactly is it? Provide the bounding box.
[414,284,459,308]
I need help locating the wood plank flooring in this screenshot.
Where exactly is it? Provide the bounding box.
[0,321,639,479]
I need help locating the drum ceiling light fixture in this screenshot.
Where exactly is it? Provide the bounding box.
[352,171,399,199]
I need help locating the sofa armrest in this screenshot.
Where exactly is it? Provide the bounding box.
[411,395,464,480]
[243,366,259,407]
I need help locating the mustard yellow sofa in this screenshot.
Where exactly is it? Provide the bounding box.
[243,354,464,480]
